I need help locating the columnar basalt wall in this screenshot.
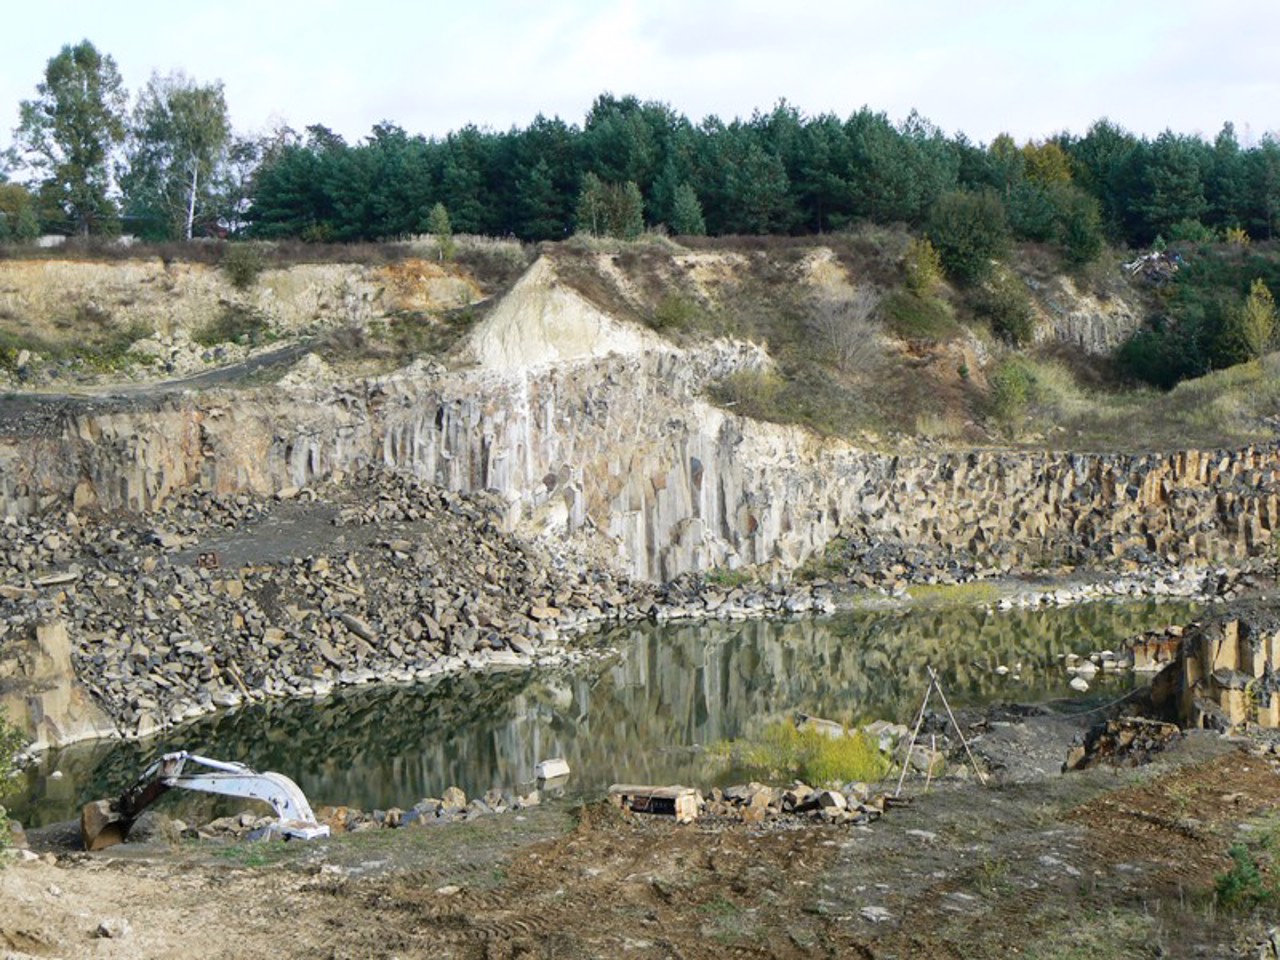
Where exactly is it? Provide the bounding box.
[1,349,1278,582]
[1175,617,1280,729]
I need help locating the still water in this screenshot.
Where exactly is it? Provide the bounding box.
[6,600,1197,826]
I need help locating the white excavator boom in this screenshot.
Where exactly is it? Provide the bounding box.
[81,750,330,850]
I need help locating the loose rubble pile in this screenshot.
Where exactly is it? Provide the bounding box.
[0,465,837,746]
[1063,717,1184,771]
[183,782,547,842]
[697,780,909,827]
[829,536,1267,605]
[125,329,253,378]
[162,777,913,845]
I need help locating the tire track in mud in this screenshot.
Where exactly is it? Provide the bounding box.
[358,809,848,959]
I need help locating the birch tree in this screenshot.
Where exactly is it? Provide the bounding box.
[121,72,231,239]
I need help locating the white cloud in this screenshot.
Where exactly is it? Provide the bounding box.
[1,0,1278,158]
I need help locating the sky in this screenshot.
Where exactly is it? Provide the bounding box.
[2,0,1278,154]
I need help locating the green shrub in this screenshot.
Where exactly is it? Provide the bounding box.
[300,222,335,244]
[713,720,890,786]
[194,305,269,347]
[1215,278,1277,366]
[927,188,1010,285]
[975,269,1035,345]
[0,707,25,852]
[903,237,944,296]
[709,369,785,417]
[1057,188,1105,265]
[908,582,1001,605]
[795,537,849,582]
[84,323,150,372]
[989,358,1035,433]
[650,294,701,332]
[1214,843,1273,910]
[1116,321,1207,389]
[1168,219,1217,245]
[705,566,754,589]
[220,242,266,290]
[882,290,960,341]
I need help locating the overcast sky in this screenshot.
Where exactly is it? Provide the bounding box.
[2,0,1277,153]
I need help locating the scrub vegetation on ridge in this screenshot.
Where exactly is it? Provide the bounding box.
[4,39,1280,450]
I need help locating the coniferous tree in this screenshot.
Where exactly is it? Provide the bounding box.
[613,180,644,238]
[670,182,706,236]
[1139,131,1209,243]
[516,158,566,240]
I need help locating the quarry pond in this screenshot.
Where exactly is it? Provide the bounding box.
[8,598,1199,827]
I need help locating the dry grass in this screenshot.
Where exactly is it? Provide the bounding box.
[1011,350,1280,451]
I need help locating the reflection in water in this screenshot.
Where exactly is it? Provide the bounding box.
[7,600,1196,825]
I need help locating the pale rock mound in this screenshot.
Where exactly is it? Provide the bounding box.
[799,247,858,299]
[470,257,667,371]
[278,352,335,388]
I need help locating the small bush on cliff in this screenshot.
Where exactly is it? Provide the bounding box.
[974,268,1035,346]
[194,305,269,347]
[1214,843,1274,910]
[882,289,961,341]
[795,538,849,582]
[220,242,266,290]
[650,294,701,333]
[709,369,785,417]
[988,358,1036,436]
[903,237,944,296]
[704,566,754,589]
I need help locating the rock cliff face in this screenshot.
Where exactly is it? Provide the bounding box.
[0,619,114,750]
[1,255,1276,582]
[1029,273,1143,355]
[1147,614,1280,730]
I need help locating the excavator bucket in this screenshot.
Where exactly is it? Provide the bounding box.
[81,798,129,851]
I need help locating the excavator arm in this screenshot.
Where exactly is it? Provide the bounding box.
[81,751,330,850]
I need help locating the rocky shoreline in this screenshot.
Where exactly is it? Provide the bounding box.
[2,462,1270,762]
[1,465,840,756]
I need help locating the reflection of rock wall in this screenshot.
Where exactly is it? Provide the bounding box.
[19,603,1183,823]
[3,345,1278,582]
[1177,617,1280,729]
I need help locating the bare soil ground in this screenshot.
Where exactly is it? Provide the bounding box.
[5,726,1279,960]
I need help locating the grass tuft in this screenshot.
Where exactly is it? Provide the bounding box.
[710,720,890,786]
